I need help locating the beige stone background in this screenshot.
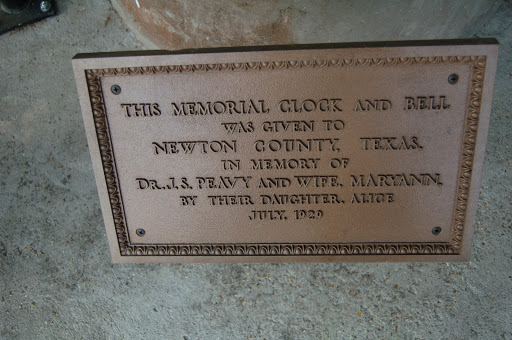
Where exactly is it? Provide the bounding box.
[1,0,511,339]
[112,0,501,49]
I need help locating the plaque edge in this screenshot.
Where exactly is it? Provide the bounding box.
[72,38,499,60]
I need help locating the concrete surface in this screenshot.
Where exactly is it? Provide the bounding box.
[0,0,511,339]
[111,0,502,50]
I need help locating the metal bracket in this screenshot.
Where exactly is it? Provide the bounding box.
[0,0,55,35]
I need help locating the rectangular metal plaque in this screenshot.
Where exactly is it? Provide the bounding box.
[73,40,498,263]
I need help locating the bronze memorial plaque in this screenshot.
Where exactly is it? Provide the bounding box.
[73,40,498,263]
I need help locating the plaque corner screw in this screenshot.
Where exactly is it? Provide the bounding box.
[40,0,51,12]
[432,226,442,235]
[136,228,146,237]
[111,84,121,95]
[448,73,459,84]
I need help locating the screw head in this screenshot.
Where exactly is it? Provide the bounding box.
[40,0,51,12]
[111,85,121,95]
[136,228,146,237]
[432,226,442,235]
[448,73,459,84]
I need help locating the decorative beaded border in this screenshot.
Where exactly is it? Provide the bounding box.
[85,55,486,256]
